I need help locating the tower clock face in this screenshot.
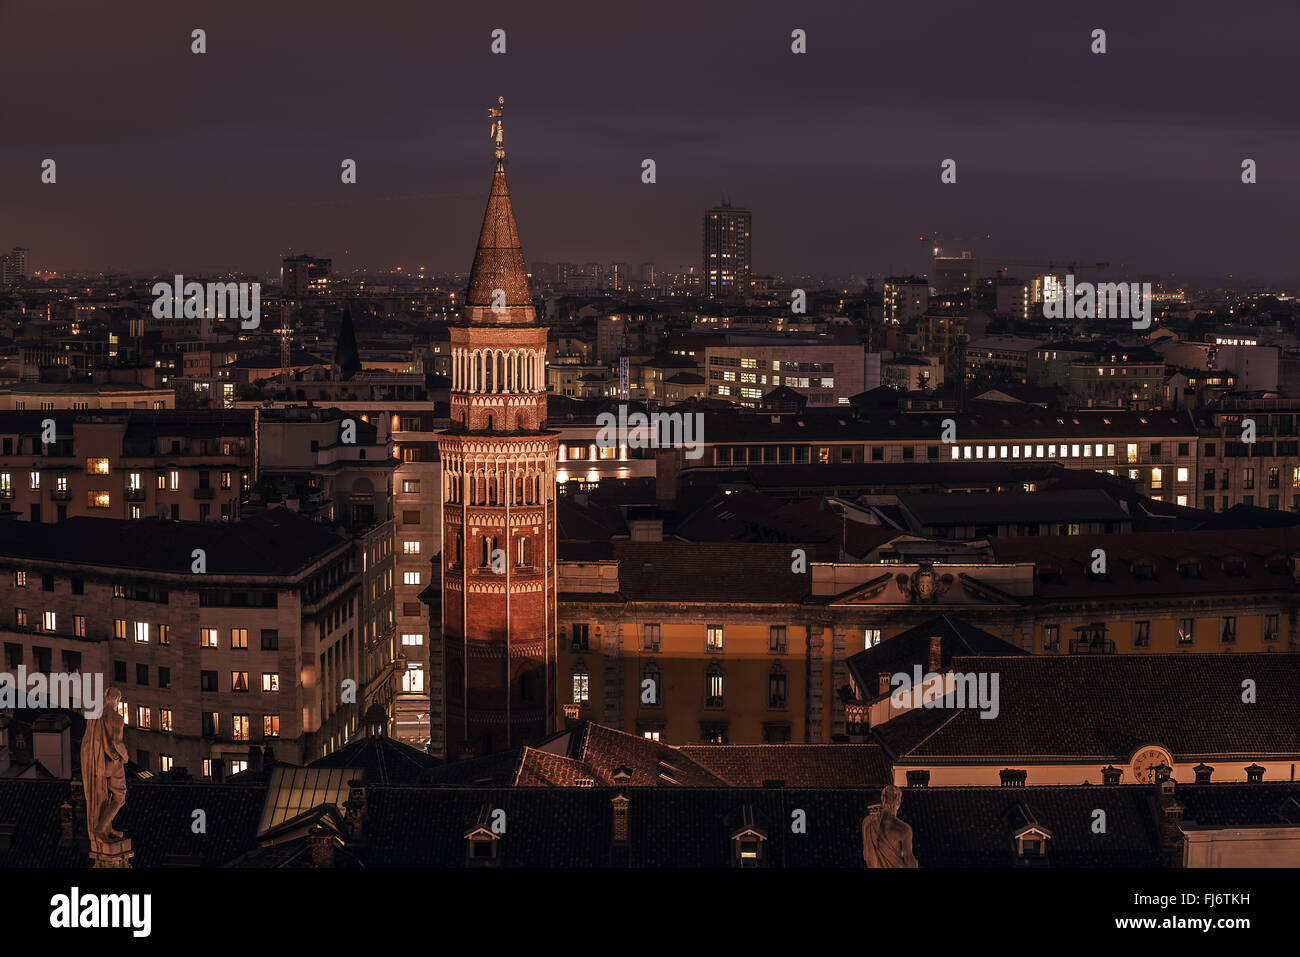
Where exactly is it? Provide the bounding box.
[1130,746,1173,783]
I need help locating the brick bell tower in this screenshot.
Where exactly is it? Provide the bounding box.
[438,97,558,757]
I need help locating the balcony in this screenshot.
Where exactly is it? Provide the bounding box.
[50,489,71,501]
[125,488,146,501]
[1069,639,1116,654]
[0,489,12,500]
[193,487,215,500]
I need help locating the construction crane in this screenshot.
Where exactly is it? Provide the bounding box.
[918,232,991,257]
[990,259,1110,276]
[279,301,294,381]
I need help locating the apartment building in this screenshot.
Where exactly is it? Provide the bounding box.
[236,371,442,751]
[0,410,253,523]
[0,511,361,778]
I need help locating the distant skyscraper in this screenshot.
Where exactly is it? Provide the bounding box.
[1,247,28,286]
[703,202,751,299]
[930,252,976,306]
[280,255,332,298]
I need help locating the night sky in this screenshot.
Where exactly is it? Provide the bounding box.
[1,0,1297,285]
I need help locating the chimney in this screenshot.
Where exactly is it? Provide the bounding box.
[611,792,629,844]
[69,776,86,822]
[878,672,891,696]
[33,714,72,778]
[310,826,335,868]
[655,449,681,509]
[247,745,263,774]
[262,743,276,767]
[928,636,943,674]
[458,741,476,761]
[59,802,75,847]
[345,780,366,843]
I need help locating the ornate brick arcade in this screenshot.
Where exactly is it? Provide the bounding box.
[437,98,558,756]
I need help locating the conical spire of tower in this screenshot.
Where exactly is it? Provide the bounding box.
[334,305,362,381]
[466,96,533,314]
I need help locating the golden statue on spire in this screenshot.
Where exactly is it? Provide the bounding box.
[489,96,505,161]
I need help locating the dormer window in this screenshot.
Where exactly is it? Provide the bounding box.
[465,826,500,866]
[1194,763,1214,784]
[1017,831,1048,858]
[1177,559,1202,579]
[1131,560,1157,581]
[1245,764,1265,783]
[1006,803,1051,865]
[1101,766,1122,785]
[731,827,767,867]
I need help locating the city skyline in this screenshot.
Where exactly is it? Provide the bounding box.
[2,0,1298,285]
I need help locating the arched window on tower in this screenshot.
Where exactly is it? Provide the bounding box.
[486,414,494,431]
[517,536,530,567]
[480,536,491,568]
[454,532,462,565]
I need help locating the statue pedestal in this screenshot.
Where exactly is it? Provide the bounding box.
[89,836,133,869]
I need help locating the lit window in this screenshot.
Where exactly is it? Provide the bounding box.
[86,458,110,475]
[403,571,421,586]
[263,715,280,737]
[572,670,590,703]
[401,633,423,646]
[201,627,218,648]
[864,629,882,648]
[403,664,425,693]
[706,625,724,650]
[88,491,111,508]
[168,470,179,490]
[231,628,248,649]
[134,621,149,643]
[403,540,420,555]
[43,611,57,632]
